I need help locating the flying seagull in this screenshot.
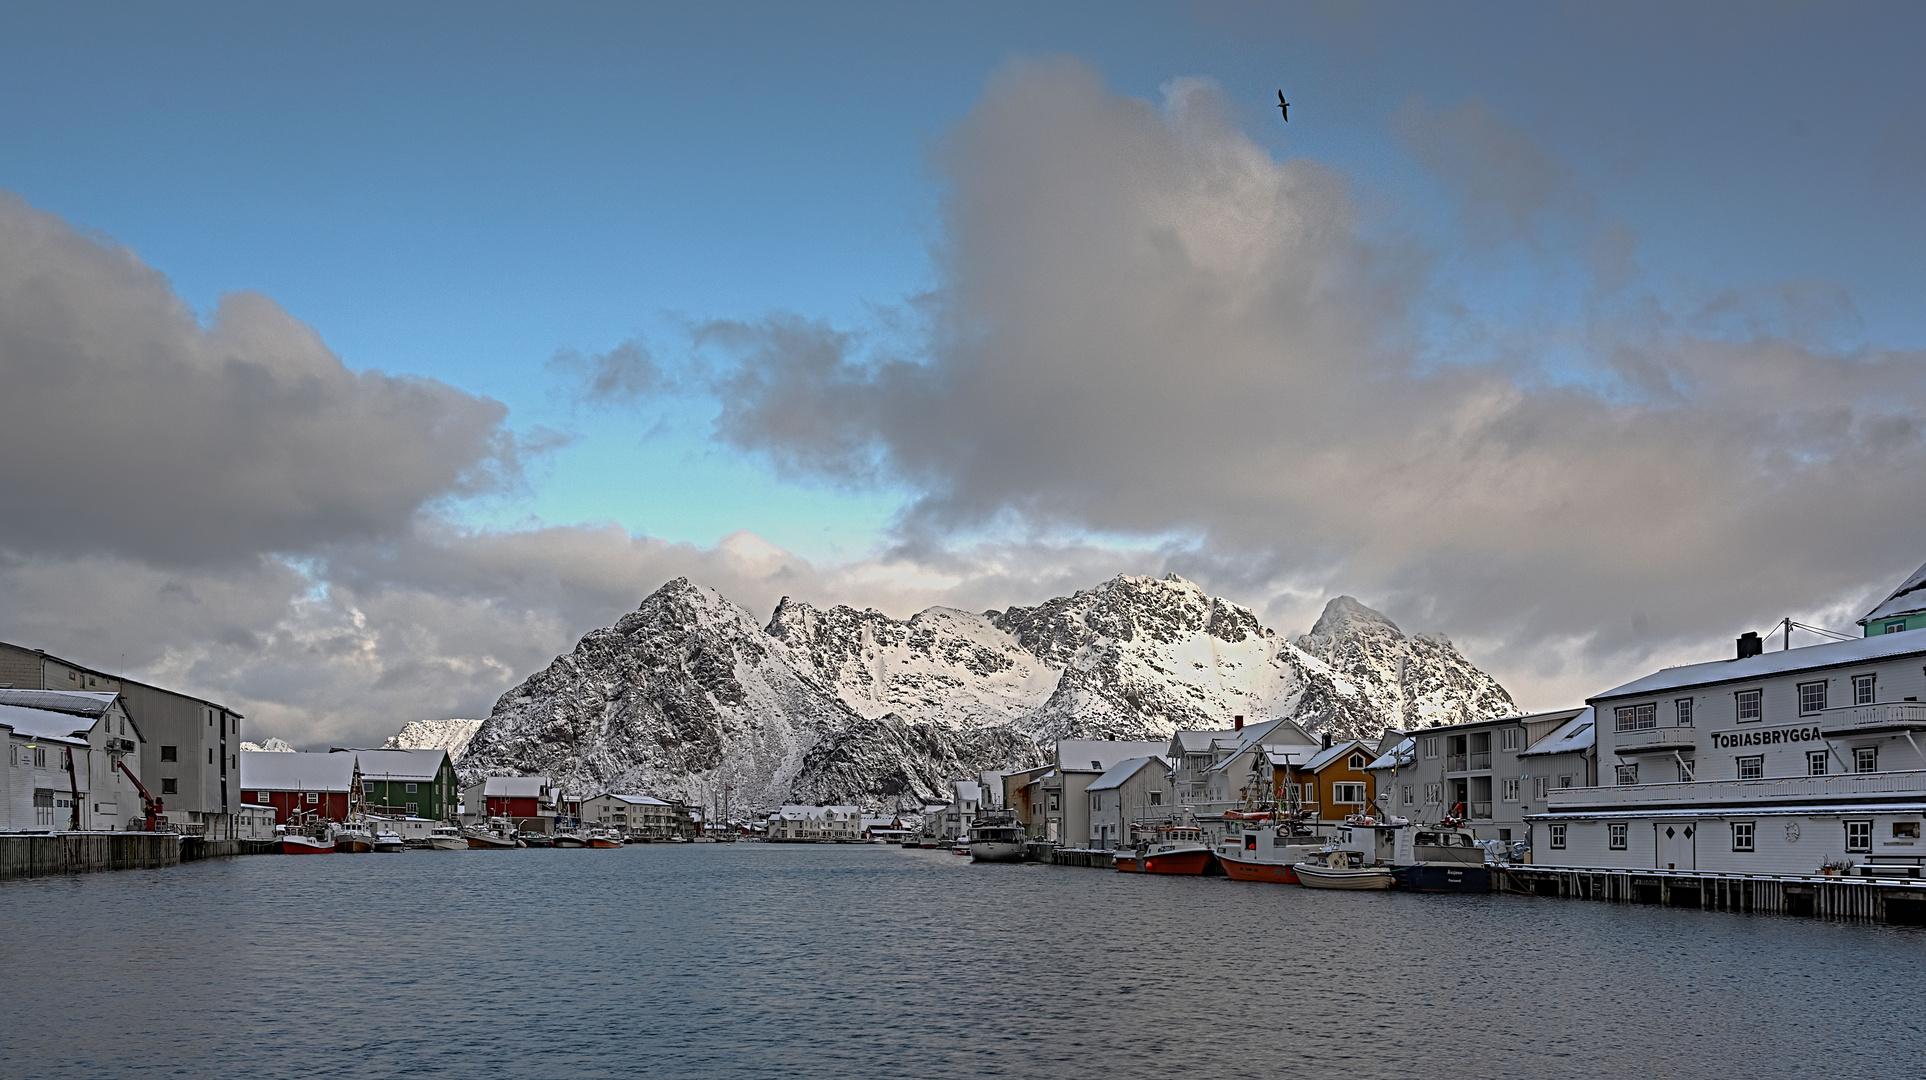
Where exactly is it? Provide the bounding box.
[1277,91,1289,121]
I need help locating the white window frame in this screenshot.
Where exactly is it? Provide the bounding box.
[1855,747,1878,774]
[1853,674,1876,707]
[1608,823,1628,850]
[1807,750,1828,777]
[1798,681,1828,716]
[1331,782,1366,805]
[1676,697,1694,727]
[1737,755,1764,780]
[1614,704,1657,733]
[1548,823,1566,849]
[1422,737,1438,759]
[1846,820,1873,854]
[1533,776,1549,801]
[1402,784,1414,805]
[1732,822,1754,852]
[1501,778,1521,802]
[1736,689,1762,723]
[1615,764,1638,786]
[1500,727,1521,751]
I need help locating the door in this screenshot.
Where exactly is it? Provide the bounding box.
[1655,820,1696,871]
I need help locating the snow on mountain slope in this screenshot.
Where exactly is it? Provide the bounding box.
[381,719,485,761]
[460,574,1516,810]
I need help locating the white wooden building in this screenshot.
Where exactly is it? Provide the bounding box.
[766,804,861,842]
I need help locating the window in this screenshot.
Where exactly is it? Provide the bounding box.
[1608,823,1628,850]
[1332,782,1367,804]
[1548,823,1566,849]
[1424,782,1443,804]
[1846,820,1872,853]
[405,782,418,793]
[1047,793,1058,812]
[1533,776,1549,801]
[1732,822,1755,852]
[1614,704,1657,732]
[1501,778,1521,802]
[1090,792,1102,812]
[160,745,177,762]
[1855,747,1878,774]
[1807,750,1828,777]
[1854,674,1876,706]
[1501,727,1521,751]
[1737,755,1764,780]
[161,778,178,795]
[1895,822,1920,839]
[1348,754,1365,769]
[1677,759,1695,783]
[406,803,418,815]
[1886,621,1906,635]
[258,791,270,802]
[34,747,48,768]
[1798,681,1828,715]
[1676,698,1694,727]
[1736,689,1762,723]
[305,792,318,805]
[1403,785,1414,805]
[1615,764,1638,786]
[1558,774,1574,789]
[1147,791,1161,806]
[1422,737,1439,759]
[363,783,376,795]
[207,748,214,765]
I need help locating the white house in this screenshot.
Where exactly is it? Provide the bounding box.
[582,792,682,839]
[0,690,146,832]
[766,805,861,842]
[1085,756,1172,850]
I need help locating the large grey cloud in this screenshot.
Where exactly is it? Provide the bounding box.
[0,191,527,565]
[670,59,1926,701]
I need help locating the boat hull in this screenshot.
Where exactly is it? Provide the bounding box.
[281,837,335,854]
[1114,855,1141,872]
[1142,849,1215,875]
[1293,863,1393,890]
[464,833,517,849]
[553,835,587,848]
[1392,864,1489,893]
[428,836,469,851]
[969,840,1024,863]
[587,838,622,849]
[1219,854,1299,884]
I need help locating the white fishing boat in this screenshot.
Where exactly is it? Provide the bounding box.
[373,830,407,853]
[968,812,1026,863]
[427,825,469,851]
[463,819,520,849]
[553,831,587,849]
[1293,848,1394,889]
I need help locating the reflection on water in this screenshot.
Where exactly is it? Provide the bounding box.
[3,844,1924,1078]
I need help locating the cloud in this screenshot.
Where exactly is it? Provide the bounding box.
[548,337,664,405]
[666,58,1926,699]
[0,191,528,566]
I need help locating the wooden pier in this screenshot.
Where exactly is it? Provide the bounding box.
[1497,866,1926,924]
[1050,847,1115,869]
[0,832,182,881]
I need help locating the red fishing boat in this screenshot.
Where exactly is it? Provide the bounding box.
[1140,824,1214,875]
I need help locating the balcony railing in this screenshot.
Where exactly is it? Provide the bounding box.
[1819,702,1926,736]
[1612,726,1698,754]
[1468,751,1493,771]
[1543,768,1926,812]
[1469,801,1493,819]
[1446,754,1468,772]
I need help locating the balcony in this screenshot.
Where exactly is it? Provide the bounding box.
[1542,768,1926,813]
[1446,754,1468,772]
[1819,702,1926,737]
[1469,801,1493,819]
[1468,751,1492,771]
[1612,726,1698,755]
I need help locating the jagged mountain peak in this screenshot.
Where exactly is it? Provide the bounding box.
[1304,594,1401,639]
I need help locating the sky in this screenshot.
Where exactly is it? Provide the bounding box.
[2,1,1924,747]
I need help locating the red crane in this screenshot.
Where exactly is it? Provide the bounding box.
[114,757,164,831]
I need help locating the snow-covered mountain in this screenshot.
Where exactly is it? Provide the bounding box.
[381,719,485,761]
[458,573,1515,810]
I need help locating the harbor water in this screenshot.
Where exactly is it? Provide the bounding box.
[3,843,1924,1079]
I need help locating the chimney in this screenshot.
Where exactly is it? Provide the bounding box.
[1233,715,1244,731]
[1322,733,1332,749]
[1737,632,1762,660]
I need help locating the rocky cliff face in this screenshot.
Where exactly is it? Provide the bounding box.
[458,574,1515,810]
[381,719,485,761]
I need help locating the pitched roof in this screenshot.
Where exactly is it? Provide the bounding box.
[0,689,118,718]
[1365,737,1416,771]
[1518,708,1597,757]
[344,748,448,782]
[596,793,672,806]
[1298,740,1368,772]
[0,702,94,744]
[1086,756,1167,792]
[1055,740,1167,773]
[1863,559,1926,624]
[1592,628,1926,701]
[478,776,550,798]
[240,750,356,792]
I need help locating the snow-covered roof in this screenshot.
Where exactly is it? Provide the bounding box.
[1204,719,1299,772]
[1086,756,1167,792]
[0,689,117,718]
[478,776,551,798]
[346,748,448,782]
[1056,739,1166,773]
[1592,628,1926,702]
[952,780,983,802]
[1862,559,1926,624]
[240,750,356,792]
[776,804,858,820]
[595,793,672,806]
[1519,708,1597,758]
[1298,740,1368,773]
[0,702,93,744]
[1365,737,1416,771]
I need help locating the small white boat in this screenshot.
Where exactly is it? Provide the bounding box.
[373,830,407,853]
[1293,849,1393,890]
[968,814,1026,863]
[463,820,520,849]
[553,832,588,849]
[427,825,469,851]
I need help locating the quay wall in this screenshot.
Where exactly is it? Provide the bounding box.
[1497,866,1926,925]
[1051,848,1115,869]
[0,833,182,881]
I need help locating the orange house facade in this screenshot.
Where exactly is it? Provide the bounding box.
[1276,740,1377,824]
